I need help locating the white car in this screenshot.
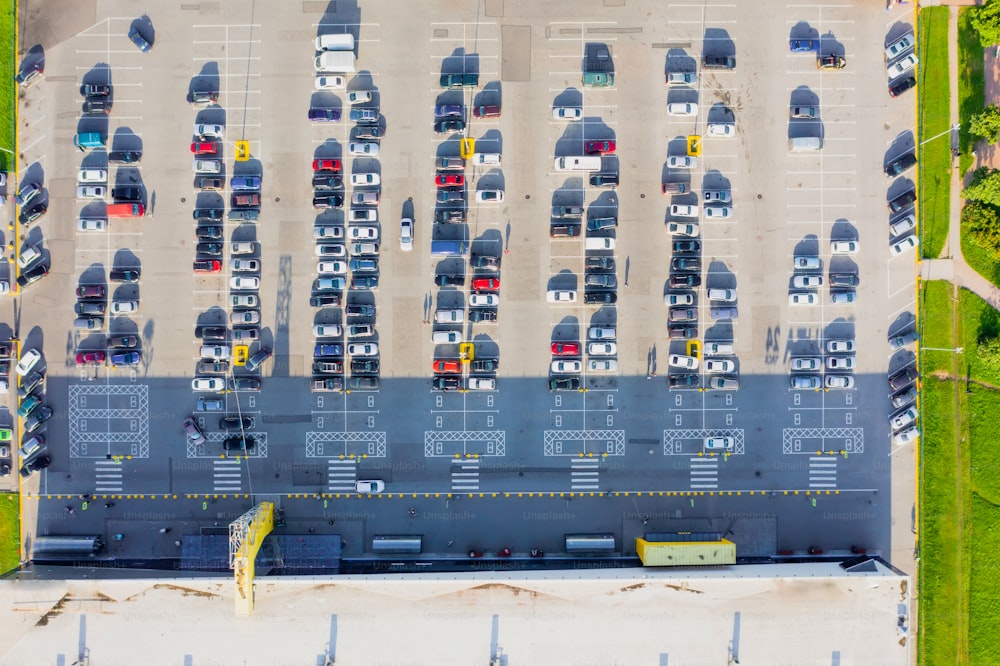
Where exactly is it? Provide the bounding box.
[350,172,380,187]
[789,292,817,306]
[230,259,259,272]
[889,214,916,237]
[706,123,735,137]
[827,339,855,353]
[347,90,373,105]
[76,185,106,199]
[78,169,107,183]
[831,291,857,304]
[313,227,344,240]
[704,436,734,451]
[831,240,858,255]
[704,205,732,219]
[191,377,226,393]
[703,190,732,203]
[707,288,736,302]
[892,426,919,446]
[355,479,385,493]
[825,375,855,389]
[664,293,695,306]
[314,75,346,90]
[890,235,919,256]
[231,294,258,308]
[887,54,918,78]
[110,300,138,315]
[467,377,497,390]
[232,241,256,255]
[552,107,582,120]
[77,217,107,232]
[588,327,616,340]
[348,208,377,223]
[317,260,348,275]
[546,290,577,303]
[588,359,618,372]
[475,190,504,204]
[668,354,699,370]
[886,33,915,60]
[667,222,700,237]
[791,357,821,371]
[230,276,260,290]
[349,225,379,240]
[588,342,617,356]
[16,245,41,269]
[550,360,582,374]
[890,406,918,430]
[200,345,231,360]
[827,356,856,370]
[790,375,821,390]
[670,204,699,218]
[348,141,379,156]
[791,275,822,289]
[313,323,343,337]
[667,155,697,169]
[399,218,414,251]
[347,343,379,357]
[469,293,499,307]
[667,102,698,116]
[193,159,222,173]
[431,330,461,344]
[704,358,736,373]
[193,124,224,138]
[16,349,41,376]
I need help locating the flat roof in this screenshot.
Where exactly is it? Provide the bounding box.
[0,563,911,665]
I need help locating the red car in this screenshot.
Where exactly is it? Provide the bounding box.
[76,350,106,366]
[313,158,342,172]
[435,173,465,188]
[190,142,219,155]
[432,359,461,374]
[471,277,500,291]
[551,341,580,356]
[584,140,615,155]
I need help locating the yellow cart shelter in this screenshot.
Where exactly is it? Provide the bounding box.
[636,535,736,566]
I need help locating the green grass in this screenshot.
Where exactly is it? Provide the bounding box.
[957,8,985,177]
[918,7,952,260]
[0,492,19,575]
[0,0,13,173]
[969,492,1000,664]
[960,215,1000,287]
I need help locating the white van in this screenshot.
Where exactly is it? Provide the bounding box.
[554,155,602,171]
[585,237,616,251]
[434,309,465,324]
[432,330,461,344]
[316,34,355,52]
[703,341,735,355]
[473,153,502,166]
[789,136,823,151]
[314,51,356,73]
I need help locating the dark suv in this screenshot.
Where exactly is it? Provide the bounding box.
[109,150,142,164]
[702,54,736,69]
[112,187,142,202]
[434,274,465,287]
[884,152,917,177]
[887,188,916,213]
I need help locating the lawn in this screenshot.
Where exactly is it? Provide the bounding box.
[0,492,19,575]
[0,0,13,174]
[957,8,985,177]
[960,214,1000,287]
[918,7,952,260]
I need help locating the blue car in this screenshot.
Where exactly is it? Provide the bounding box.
[128,27,152,52]
[315,343,343,357]
[789,39,817,53]
[230,176,262,191]
[349,108,378,124]
[110,351,141,367]
[308,107,341,122]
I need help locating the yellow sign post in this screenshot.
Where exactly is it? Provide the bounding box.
[460,137,475,160]
[235,140,250,161]
[686,135,701,157]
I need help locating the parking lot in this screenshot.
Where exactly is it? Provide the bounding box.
[13,0,915,562]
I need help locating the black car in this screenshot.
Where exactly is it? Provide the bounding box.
[585,256,615,271]
[245,347,272,372]
[188,90,219,104]
[470,358,498,373]
[668,325,698,340]
[668,273,701,289]
[347,376,380,390]
[109,268,140,283]
[671,240,701,254]
[435,208,466,224]
[18,201,47,226]
[223,436,255,453]
[583,291,617,304]
[17,263,49,288]
[107,335,139,349]
[889,75,916,98]
[548,377,582,391]
[109,150,142,165]
[351,359,380,374]
[433,376,462,391]
[346,303,376,317]
[220,416,255,430]
[227,377,261,392]
[312,174,343,189]
[434,118,466,134]
[24,406,53,433]
[589,172,619,187]
[585,273,617,288]
[884,151,917,177]
[470,255,500,269]
[193,208,224,221]
[75,301,106,316]
[15,63,42,86]
[313,193,344,209]
[195,176,223,190]
[550,224,580,238]
[310,294,342,307]
[702,54,736,69]
[671,257,701,272]
[354,125,385,140]
[829,273,859,288]
[668,374,700,389]
[196,225,223,240]
[229,209,260,222]
[81,83,111,97]
[194,326,227,341]
[888,367,918,391]
[111,187,142,202]
[17,371,43,399]
[434,274,465,287]
[196,243,223,257]
[351,275,379,290]
[19,453,50,478]
[82,98,112,114]
[887,188,917,213]
[468,309,497,323]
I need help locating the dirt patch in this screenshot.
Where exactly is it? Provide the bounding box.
[930,369,1000,391]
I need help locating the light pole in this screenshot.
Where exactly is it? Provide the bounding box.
[922,347,963,354]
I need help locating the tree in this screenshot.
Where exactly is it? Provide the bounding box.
[972,0,1000,47]
[963,200,1000,257]
[970,104,1000,143]
[977,335,1000,374]
[963,169,1000,207]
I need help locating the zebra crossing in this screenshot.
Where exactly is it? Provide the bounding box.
[451,458,480,492]
[327,459,358,492]
[94,460,123,493]
[690,457,719,490]
[213,459,243,493]
[570,458,600,491]
[808,457,837,489]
